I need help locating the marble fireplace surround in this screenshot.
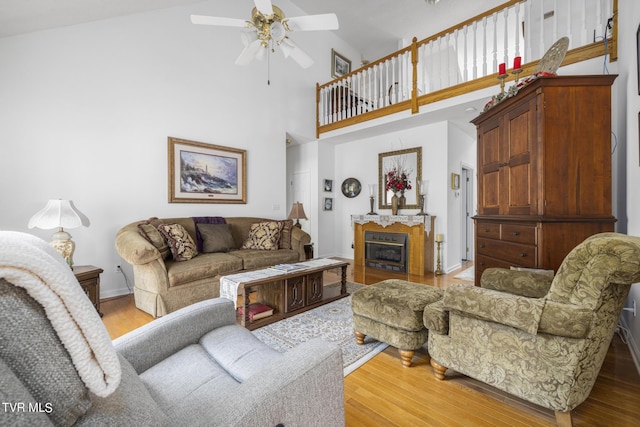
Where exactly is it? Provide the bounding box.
[352,215,435,276]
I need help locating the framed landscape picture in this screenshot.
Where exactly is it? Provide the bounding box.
[331,49,351,79]
[168,137,246,204]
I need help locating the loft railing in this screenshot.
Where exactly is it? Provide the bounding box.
[316,0,618,137]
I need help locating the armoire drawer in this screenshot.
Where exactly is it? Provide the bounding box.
[501,224,536,244]
[477,238,537,267]
[476,222,501,239]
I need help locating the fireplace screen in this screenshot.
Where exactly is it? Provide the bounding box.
[364,231,408,272]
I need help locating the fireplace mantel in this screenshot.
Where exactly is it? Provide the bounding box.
[351,215,432,232]
[352,215,436,276]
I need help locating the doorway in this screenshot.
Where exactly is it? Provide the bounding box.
[460,165,474,261]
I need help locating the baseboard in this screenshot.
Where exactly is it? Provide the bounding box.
[100,288,132,300]
[620,316,640,376]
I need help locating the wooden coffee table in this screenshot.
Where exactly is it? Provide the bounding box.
[220,259,349,330]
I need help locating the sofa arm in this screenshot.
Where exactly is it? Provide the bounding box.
[290,226,312,260]
[443,284,545,335]
[115,223,162,266]
[113,298,236,373]
[189,338,345,427]
[480,268,553,298]
[423,299,449,335]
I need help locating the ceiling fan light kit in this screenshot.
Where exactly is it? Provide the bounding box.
[190,0,338,70]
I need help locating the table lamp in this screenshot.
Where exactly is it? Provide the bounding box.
[287,202,307,228]
[28,199,90,267]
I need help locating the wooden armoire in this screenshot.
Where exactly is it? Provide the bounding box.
[471,75,617,285]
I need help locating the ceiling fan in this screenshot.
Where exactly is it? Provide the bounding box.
[191,0,339,69]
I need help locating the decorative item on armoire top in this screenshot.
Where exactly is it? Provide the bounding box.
[28,199,90,268]
[367,184,377,215]
[341,178,361,198]
[288,202,308,228]
[379,147,422,212]
[482,37,569,113]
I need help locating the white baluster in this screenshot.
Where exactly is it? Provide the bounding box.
[514,2,521,60]
[472,21,478,80]
[367,67,373,111]
[553,0,558,43]
[525,0,532,62]
[482,16,488,76]
[391,56,396,104]
[581,0,587,46]
[429,40,435,92]
[596,0,603,40]
[378,63,384,108]
[492,12,498,73]
[503,7,509,66]
[567,0,573,43]
[384,60,390,106]
[463,26,468,82]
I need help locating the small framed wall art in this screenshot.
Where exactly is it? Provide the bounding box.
[168,137,246,204]
[324,197,333,211]
[324,179,333,192]
[451,173,460,190]
[331,49,351,79]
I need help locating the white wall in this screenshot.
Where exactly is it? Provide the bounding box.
[617,0,640,372]
[0,0,355,298]
[329,122,465,269]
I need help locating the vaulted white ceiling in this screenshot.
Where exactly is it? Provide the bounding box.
[0,0,504,59]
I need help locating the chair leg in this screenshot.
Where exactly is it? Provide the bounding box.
[554,410,572,427]
[354,330,365,345]
[398,349,415,368]
[430,359,448,380]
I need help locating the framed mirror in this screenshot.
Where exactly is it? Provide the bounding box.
[378,147,422,210]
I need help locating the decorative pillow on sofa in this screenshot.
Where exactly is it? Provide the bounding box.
[157,223,198,261]
[241,221,284,251]
[137,217,171,260]
[278,219,294,250]
[192,216,226,252]
[197,223,236,253]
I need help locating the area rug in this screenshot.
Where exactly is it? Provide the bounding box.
[252,282,388,377]
[454,266,474,281]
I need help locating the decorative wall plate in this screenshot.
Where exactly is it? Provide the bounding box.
[534,36,569,75]
[341,178,361,198]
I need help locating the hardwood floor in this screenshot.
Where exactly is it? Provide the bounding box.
[101,261,640,426]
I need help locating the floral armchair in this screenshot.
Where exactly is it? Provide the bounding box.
[423,233,640,427]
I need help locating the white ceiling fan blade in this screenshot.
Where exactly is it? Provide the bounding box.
[235,39,263,66]
[281,39,314,68]
[190,15,248,28]
[286,14,339,32]
[253,0,273,16]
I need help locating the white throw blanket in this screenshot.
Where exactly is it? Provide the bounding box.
[0,231,121,397]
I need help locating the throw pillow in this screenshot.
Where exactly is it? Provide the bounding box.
[157,223,198,261]
[197,223,236,253]
[137,218,171,260]
[192,216,226,252]
[278,219,294,250]
[241,221,284,251]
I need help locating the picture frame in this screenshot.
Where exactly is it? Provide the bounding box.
[324,179,333,192]
[451,173,461,190]
[378,147,422,210]
[331,49,351,79]
[168,137,246,204]
[323,197,333,211]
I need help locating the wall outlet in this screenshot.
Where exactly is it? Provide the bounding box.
[115,265,121,273]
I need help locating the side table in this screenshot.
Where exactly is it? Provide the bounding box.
[73,265,104,317]
[304,243,314,260]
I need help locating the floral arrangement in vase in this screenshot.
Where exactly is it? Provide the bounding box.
[384,158,412,214]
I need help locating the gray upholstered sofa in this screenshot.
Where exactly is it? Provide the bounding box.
[115,216,311,317]
[0,280,344,426]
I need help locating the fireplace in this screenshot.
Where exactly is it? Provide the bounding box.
[364,231,408,272]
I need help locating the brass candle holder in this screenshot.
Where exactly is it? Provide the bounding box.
[511,67,523,84]
[497,73,508,96]
[435,234,444,275]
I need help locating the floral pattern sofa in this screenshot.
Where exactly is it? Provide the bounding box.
[423,232,640,426]
[115,217,311,317]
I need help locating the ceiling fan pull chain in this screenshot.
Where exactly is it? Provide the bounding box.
[267,40,271,85]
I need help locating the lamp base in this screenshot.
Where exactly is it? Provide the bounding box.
[50,230,75,268]
[294,220,302,228]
